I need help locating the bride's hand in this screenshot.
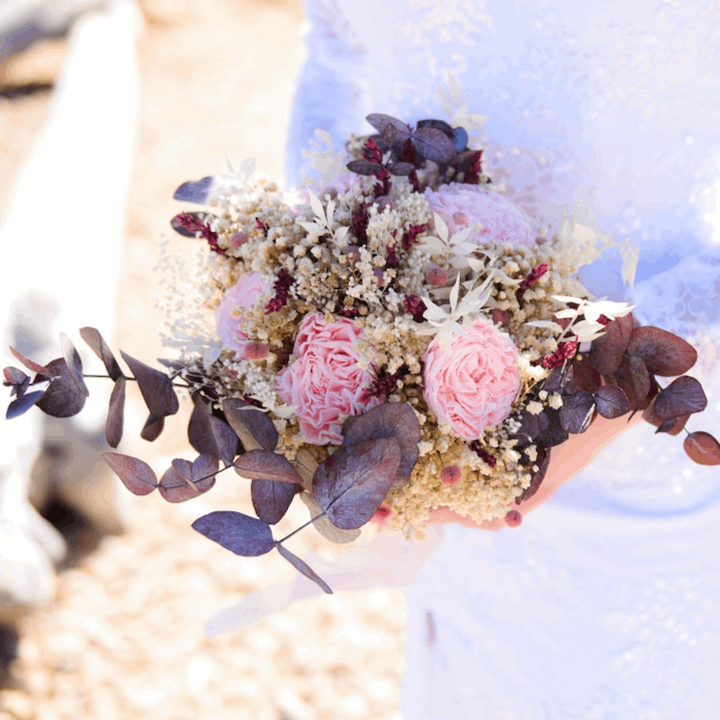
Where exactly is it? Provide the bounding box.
[426,408,645,530]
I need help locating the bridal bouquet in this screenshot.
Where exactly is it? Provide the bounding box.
[5,113,718,594]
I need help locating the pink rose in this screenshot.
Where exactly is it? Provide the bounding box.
[423,317,520,440]
[215,272,269,358]
[276,313,380,444]
[424,184,535,247]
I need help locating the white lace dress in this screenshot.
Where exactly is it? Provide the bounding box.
[285,1,720,716]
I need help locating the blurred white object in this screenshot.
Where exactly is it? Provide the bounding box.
[0,0,141,625]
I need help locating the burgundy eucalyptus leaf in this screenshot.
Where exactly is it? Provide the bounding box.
[386,162,415,176]
[411,126,458,164]
[3,366,29,386]
[627,326,697,377]
[159,460,202,503]
[222,399,278,451]
[251,479,296,525]
[103,451,158,496]
[515,447,551,505]
[346,159,382,176]
[628,354,652,407]
[683,431,720,466]
[540,366,569,394]
[6,390,45,419]
[298,491,361,543]
[341,402,421,486]
[233,450,303,485]
[589,312,634,376]
[653,376,707,420]
[535,407,568,448]
[276,544,333,594]
[79,327,123,381]
[173,176,219,204]
[140,413,165,442]
[208,415,240,464]
[192,453,220,489]
[313,437,401,530]
[558,392,595,434]
[191,510,275,557]
[595,384,631,419]
[565,354,602,394]
[9,346,53,377]
[365,113,412,146]
[57,332,89,397]
[188,393,218,456]
[35,358,87,417]
[655,414,690,436]
[508,409,543,450]
[120,351,179,418]
[416,118,455,138]
[106,375,126,448]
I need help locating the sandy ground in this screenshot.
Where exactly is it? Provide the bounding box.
[0,2,408,718]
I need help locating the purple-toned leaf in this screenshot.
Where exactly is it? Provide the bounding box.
[233,450,303,485]
[313,437,401,530]
[251,479,296,525]
[222,399,278,451]
[3,366,28,386]
[6,390,45,419]
[192,454,220,491]
[411,126,458,164]
[58,333,89,397]
[628,355,651,407]
[595,384,631,419]
[298,491,361,543]
[276,544,333,594]
[416,118,456,136]
[683,431,720,466]
[106,375,126,448]
[159,460,202,503]
[79,327,123,381]
[612,354,660,412]
[515,447,551,505]
[540,366,570,394]
[341,402,421,487]
[103,451,158,495]
[346,159,382,176]
[627,325,697,377]
[558,392,595,434]
[508,409,544,450]
[365,113,412,146]
[9,346,52,377]
[35,358,87,417]
[188,394,217,456]
[589,312,634,376]
[170,211,211,238]
[140,413,164,441]
[655,414,690,436]
[535,408,568,448]
[120,351,179,418]
[654,376,707,420]
[387,162,415,176]
[191,510,275,557]
[565,354,602,394]
[208,415,239,464]
[173,176,218,204]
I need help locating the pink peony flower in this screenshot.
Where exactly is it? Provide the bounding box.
[423,316,520,440]
[424,184,535,247]
[276,313,380,444]
[215,272,269,358]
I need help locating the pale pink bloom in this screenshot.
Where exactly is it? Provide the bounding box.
[423,316,520,440]
[424,184,535,247]
[276,313,380,444]
[215,272,269,358]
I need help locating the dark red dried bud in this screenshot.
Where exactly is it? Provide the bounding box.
[463,150,483,185]
[469,441,497,468]
[386,243,399,269]
[402,223,426,251]
[403,294,427,323]
[255,217,269,237]
[351,201,371,245]
[373,166,392,197]
[363,137,383,164]
[541,336,580,369]
[174,211,225,255]
[597,314,611,326]
[505,509,523,527]
[408,168,420,193]
[516,262,548,301]
[264,268,295,314]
